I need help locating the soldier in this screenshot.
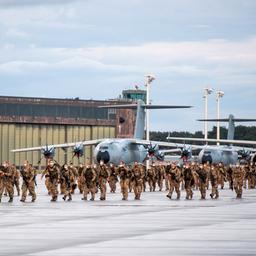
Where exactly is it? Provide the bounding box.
[217,162,226,189]
[69,163,78,194]
[183,164,195,200]
[43,160,60,202]
[243,163,250,189]
[11,164,20,196]
[166,163,182,200]
[226,164,234,190]
[191,162,199,190]
[20,160,37,203]
[108,163,118,193]
[117,161,131,200]
[82,164,97,201]
[147,164,156,192]
[209,164,219,199]
[156,164,165,191]
[164,164,170,191]
[248,163,256,189]
[195,164,208,199]
[77,163,85,194]
[60,164,74,201]
[232,164,245,199]
[97,161,109,200]
[41,167,51,195]
[0,161,14,203]
[131,161,144,200]
[141,164,147,192]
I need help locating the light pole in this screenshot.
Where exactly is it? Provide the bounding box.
[145,74,155,170]
[216,90,224,145]
[203,87,214,142]
[145,74,155,141]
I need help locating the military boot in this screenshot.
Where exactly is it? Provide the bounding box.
[20,199,25,202]
[8,198,13,203]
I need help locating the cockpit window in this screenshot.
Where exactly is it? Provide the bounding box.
[100,146,109,150]
[204,151,211,154]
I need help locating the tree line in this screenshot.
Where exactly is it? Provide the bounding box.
[150,126,256,145]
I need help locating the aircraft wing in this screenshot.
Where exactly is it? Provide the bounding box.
[11,139,103,153]
[167,137,256,146]
[131,139,205,150]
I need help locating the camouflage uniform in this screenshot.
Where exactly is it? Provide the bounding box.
[108,164,118,193]
[41,168,51,195]
[166,164,182,200]
[98,163,109,200]
[209,165,219,199]
[232,165,245,199]
[82,165,97,201]
[225,165,233,190]
[44,161,60,202]
[183,165,195,200]
[69,163,78,194]
[156,165,165,191]
[131,163,144,200]
[60,164,74,201]
[195,165,208,199]
[77,164,85,194]
[217,163,226,189]
[147,165,156,192]
[141,165,147,192]
[12,165,20,196]
[0,162,14,203]
[117,163,131,200]
[20,161,36,202]
[248,164,256,189]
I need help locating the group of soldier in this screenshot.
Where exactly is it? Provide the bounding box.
[0,159,256,203]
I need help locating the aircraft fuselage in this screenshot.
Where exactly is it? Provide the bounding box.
[94,139,147,165]
[198,146,238,165]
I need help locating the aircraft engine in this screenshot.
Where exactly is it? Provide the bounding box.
[41,146,55,159]
[73,144,84,158]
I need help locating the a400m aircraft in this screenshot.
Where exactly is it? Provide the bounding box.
[167,115,256,165]
[11,100,191,165]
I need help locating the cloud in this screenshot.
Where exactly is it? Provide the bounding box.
[0,0,80,7]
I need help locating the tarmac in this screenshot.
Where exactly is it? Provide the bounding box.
[0,180,256,256]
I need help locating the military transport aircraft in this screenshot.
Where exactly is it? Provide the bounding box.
[167,115,256,165]
[11,100,191,165]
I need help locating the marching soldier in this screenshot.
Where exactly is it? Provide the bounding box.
[217,162,226,189]
[108,163,118,193]
[225,164,234,190]
[156,164,165,191]
[69,163,78,194]
[60,164,74,201]
[232,164,245,199]
[0,161,14,203]
[166,163,182,200]
[20,160,36,203]
[148,164,156,192]
[117,161,131,200]
[43,160,60,202]
[209,164,219,199]
[195,164,208,199]
[183,164,195,200]
[97,161,109,200]
[131,161,144,200]
[77,163,85,194]
[82,164,97,201]
[141,164,147,192]
[12,164,20,196]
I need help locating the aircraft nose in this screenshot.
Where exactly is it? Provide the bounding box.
[96,151,110,164]
[202,154,212,164]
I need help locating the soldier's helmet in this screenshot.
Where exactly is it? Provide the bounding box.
[119,160,124,167]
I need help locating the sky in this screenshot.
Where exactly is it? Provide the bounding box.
[0,0,255,133]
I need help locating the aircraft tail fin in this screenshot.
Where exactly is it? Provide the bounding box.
[100,100,192,140]
[197,114,256,140]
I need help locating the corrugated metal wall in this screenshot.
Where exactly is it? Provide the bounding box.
[0,123,115,167]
